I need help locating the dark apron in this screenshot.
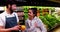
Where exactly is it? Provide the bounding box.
[5,14,19,32]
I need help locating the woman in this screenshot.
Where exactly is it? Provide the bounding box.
[25,8,47,32]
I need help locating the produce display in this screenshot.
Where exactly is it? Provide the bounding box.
[40,14,60,30]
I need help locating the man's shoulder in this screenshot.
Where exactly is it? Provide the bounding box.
[13,12,17,15]
[13,12,17,14]
[0,12,5,16]
[0,12,5,19]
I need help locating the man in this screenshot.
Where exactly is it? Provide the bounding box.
[0,1,20,32]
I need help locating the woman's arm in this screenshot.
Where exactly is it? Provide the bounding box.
[25,20,35,32]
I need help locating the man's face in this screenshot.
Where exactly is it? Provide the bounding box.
[9,4,17,12]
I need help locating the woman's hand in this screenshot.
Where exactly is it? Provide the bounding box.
[34,22,38,27]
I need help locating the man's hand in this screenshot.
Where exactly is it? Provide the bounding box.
[0,25,21,32]
[11,25,21,31]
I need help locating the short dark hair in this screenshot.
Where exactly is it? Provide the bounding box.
[6,0,16,8]
[28,8,37,16]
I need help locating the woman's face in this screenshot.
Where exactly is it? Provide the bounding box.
[28,10,34,18]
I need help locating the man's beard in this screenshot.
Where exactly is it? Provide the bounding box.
[10,7,14,14]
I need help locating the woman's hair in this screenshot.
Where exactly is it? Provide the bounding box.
[28,8,37,16]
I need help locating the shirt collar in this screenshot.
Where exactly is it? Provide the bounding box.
[4,11,15,15]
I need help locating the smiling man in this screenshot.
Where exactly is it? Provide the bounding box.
[0,1,20,32]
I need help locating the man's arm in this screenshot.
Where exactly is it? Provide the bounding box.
[0,16,20,32]
[0,25,20,32]
[0,26,13,32]
[0,16,12,32]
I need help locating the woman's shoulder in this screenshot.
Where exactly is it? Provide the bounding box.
[35,16,42,22]
[34,16,40,20]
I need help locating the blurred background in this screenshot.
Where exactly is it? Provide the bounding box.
[0,6,60,32]
[0,0,60,32]
[0,0,60,6]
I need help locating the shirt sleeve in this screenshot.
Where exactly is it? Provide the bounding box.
[37,18,47,32]
[25,20,35,32]
[0,17,5,27]
[25,20,29,32]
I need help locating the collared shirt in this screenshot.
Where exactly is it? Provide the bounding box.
[25,16,47,32]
